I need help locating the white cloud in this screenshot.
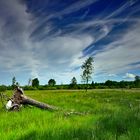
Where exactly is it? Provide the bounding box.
[94,22,140,76]
[56,0,99,17]
[108,74,117,77]
[0,1,94,81]
[106,1,130,19]
[34,34,94,72]
[0,0,39,78]
[0,0,140,85]
[125,73,135,79]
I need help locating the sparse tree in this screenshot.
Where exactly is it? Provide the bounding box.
[135,75,140,81]
[48,79,56,86]
[0,85,7,92]
[16,82,19,86]
[134,75,140,87]
[105,80,113,88]
[32,78,39,88]
[12,76,16,88]
[28,78,32,86]
[70,77,77,89]
[71,77,77,85]
[119,81,126,88]
[81,57,94,91]
[91,81,95,89]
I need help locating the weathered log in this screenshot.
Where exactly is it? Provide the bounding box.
[8,87,57,111]
[21,95,57,110]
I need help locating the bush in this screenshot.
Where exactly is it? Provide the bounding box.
[23,86,36,90]
[0,85,7,92]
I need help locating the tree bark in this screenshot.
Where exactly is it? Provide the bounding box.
[21,95,57,110]
[10,87,57,111]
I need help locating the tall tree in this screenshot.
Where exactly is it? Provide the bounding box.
[135,75,140,81]
[71,77,77,85]
[48,79,56,86]
[91,81,95,89]
[134,75,140,87]
[28,78,32,86]
[32,78,39,88]
[105,80,113,88]
[81,57,94,91]
[12,76,16,88]
[70,77,77,89]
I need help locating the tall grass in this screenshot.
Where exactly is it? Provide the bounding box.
[0,89,140,140]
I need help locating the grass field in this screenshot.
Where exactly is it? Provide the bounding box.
[0,89,140,140]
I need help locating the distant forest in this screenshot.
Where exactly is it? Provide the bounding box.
[0,76,140,91]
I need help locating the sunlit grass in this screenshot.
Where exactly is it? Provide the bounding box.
[0,89,140,140]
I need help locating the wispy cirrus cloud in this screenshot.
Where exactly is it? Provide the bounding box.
[0,0,140,85]
[56,0,99,16]
[0,0,94,84]
[94,22,140,76]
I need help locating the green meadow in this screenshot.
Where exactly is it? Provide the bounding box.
[0,89,140,140]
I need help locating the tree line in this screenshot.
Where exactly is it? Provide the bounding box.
[0,76,140,92]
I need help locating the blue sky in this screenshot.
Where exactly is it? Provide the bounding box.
[0,0,140,85]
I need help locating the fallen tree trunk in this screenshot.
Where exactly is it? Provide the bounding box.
[8,87,57,111]
[21,95,57,110]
